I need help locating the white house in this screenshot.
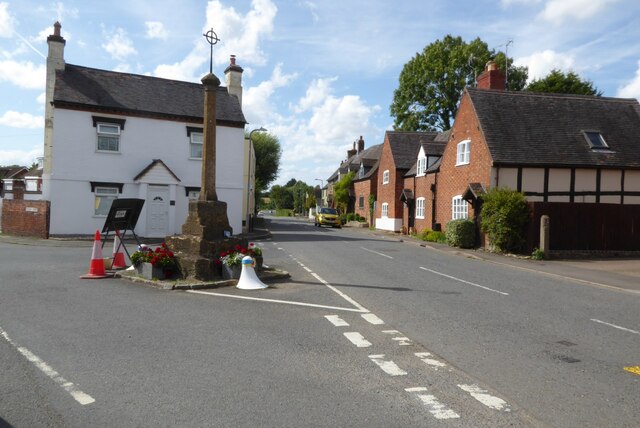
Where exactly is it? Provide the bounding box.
[42,22,247,238]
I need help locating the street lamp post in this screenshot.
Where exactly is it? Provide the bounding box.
[247,127,267,233]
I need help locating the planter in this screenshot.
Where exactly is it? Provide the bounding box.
[221,264,242,280]
[254,255,264,270]
[136,262,165,280]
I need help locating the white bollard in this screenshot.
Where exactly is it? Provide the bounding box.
[236,256,268,290]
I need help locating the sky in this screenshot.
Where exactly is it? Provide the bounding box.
[1,0,639,187]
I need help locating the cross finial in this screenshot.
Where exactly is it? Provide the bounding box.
[203,28,220,74]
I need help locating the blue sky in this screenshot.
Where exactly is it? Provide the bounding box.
[1,0,639,187]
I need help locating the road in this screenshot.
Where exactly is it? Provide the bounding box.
[0,218,638,427]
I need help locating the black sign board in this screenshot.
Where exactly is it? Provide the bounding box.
[101,199,145,255]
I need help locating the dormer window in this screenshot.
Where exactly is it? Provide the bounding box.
[583,131,609,151]
[417,156,427,175]
[358,163,365,179]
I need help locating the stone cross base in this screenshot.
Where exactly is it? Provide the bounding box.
[165,200,247,281]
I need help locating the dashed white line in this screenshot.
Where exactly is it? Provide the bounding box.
[420,267,509,295]
[458,384,511,412]
[405,387,460,419]
[361,247,393,259]
[325,315,349,327]
[361,313,385,325]
[590,318,640,335]
[368,354,407,376]
[344,332,372,347]
[0,327,95,406]
[382,330,411,346]
[415,352,448,370]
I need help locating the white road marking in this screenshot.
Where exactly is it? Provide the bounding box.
[361,313,385,325]
[368,354,407,376]
[310,272,369,312]
[415,352,448,370]
[420,267,509,295]
[344,332,372,347]
[303,266,312,273]
[405,387,460,419]
[187,290,366,312]
[382,330,411,345]
[325,315,349,327]
[591,319,640,335]
[361,247,393,259]
[458,384,511,412]
[0,327,95,405]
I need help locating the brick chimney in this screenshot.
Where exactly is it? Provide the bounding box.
[224,55,243,107]
[357,136,364,153]
[477,60,505,90]
[347,141,357,159]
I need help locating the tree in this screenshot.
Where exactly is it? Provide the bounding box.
[251,132,282,200]
[526,69,601,96]
[269,185,292,210]
[291,181,311,215]
[332,171,355,213]
[390,35,528,131]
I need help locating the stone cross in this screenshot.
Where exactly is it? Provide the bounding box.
[200,73,221,201]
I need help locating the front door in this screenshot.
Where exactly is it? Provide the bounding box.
[146,186,169,237]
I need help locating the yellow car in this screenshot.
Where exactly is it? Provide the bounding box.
[315,207,341,228]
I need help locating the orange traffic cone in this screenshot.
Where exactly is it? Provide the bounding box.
[80,230,110,279]
[111,230,127,269]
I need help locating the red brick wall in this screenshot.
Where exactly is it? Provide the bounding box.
[354,179,371,222]
[413,172,438,233]
[1,200,50,238]
[436,92,493,228]
[377,134,404,219]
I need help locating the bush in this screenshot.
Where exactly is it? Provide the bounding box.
[417,228,446,243]
[445,219,476,248]
[531,248,545,260]
[480,187,530,253]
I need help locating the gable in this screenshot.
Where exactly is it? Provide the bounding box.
[133,159,181,184]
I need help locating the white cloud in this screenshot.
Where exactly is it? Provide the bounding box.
[153,51,207,82]
[0,2,14,38]
[294,77,337,113]
[501,0,542,6]
[145,21,167,40]
[36,92,46,105]
[515,49,575,81]
[539,0,618,24]
[617,61,640,99]
[102,28,137,61]
[0,111,43,128]
[243,63,298,123]
[0,60,45,89]
[205,0,277,67]
[0,145,43,166]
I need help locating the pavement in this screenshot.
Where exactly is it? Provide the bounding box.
[2,222,639,295]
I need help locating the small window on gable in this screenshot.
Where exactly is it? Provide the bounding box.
[97,123,121,152]
[583,131,609,150]
[417,156,427,175]
[383,170,389,184]
[358,163,365,179]
[456,140,470,166]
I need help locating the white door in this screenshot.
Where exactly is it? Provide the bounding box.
[146,186,169,237]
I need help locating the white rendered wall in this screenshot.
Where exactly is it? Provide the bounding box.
[376,216,402,232]
[46,109,245,236]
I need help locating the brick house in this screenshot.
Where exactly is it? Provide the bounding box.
[435,62,640,249]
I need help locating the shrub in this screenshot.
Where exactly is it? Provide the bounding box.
[480,187,530,253]
[426,230,447,243]
[531,247,545,260]
[445,219,476,248]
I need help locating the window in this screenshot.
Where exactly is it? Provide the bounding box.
[188,190,200,200]
[97,123,121,152]
[4,181,12,191]
[383,170,389,184]
[358,164,365,179]
[358,195,364,209]
[94,186,118,216]
[452,195,468,219]
[381,202,389,217]
[25,179,38,192]
[456,140,470,166]
[416,197,425,219]
[190,132,203,158]
[583,131,609,150]
[417,157,427,175]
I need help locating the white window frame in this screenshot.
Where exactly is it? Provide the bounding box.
[456,140,470,166]
[382,170,390,184]
[97,123,121,152]
[381,202,389,217]
[94,186,118,216]
[416,197,425,219]
[187,190,200,200]
[190,132,203,159]
[25,179,38,192]
[452,195,468,220]
[417,157,427,175]
[4,180,13,191]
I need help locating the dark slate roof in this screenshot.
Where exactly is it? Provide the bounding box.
[353,159,380,182]
[467,88,640,168]
[387,131,439,170]
[53,64,246,126]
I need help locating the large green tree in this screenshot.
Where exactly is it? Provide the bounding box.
[390,35,528,131]
[526,69,601,96]
[251,132,282,199]
[269,185,292,209]
[332,171,355,213]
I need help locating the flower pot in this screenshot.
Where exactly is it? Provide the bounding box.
[136,262,165,280]
[221,264,242,280]
[253,255,263,270]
